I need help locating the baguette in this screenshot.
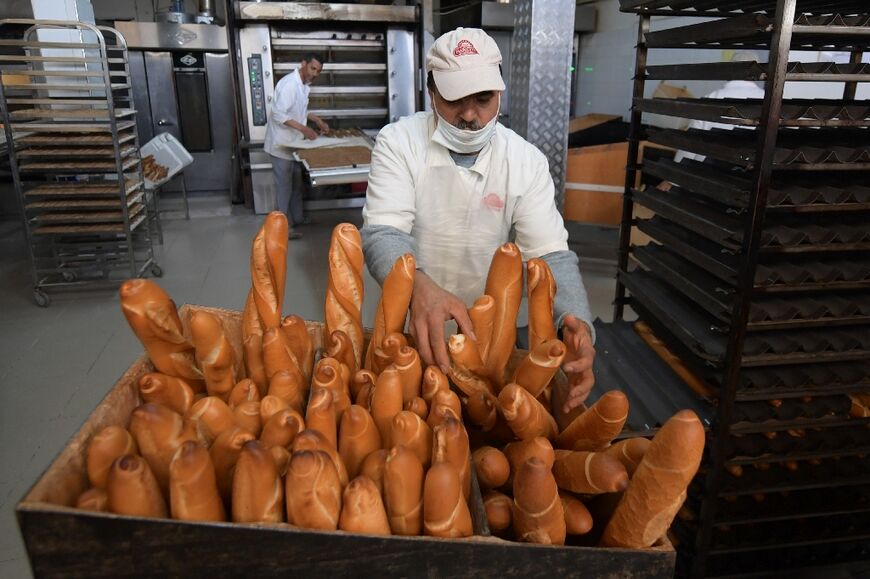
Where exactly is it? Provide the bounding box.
[552,449,629,495]
[555,390,629,451]
[370,366,404,448]
[326,330,357,381]
[602,437,650,477]
[285,450,342,530]
[472,446,510,490]
[106,454,167,518]
[359,448,389,497]
[371,332,408,375]
[465,391,515,443]
[483,243,523,387]
[139,373,196,415]
[250,211,288,330]
[267,368,306,414]
[394,346,423,403]
[422,366,449,404]
[404,397,429,420]
[339,405,382,480]
[512,457,566,545]
[258,394,289,424]
[76,488,108,512]
[292,429,349,488]
[228,379,260,409]
[468,295,496,364]
[391,411,433,469]
[433,417,471,500]
[365,253,415,371]
[210,425,256,502]
[483,490,512,533]
[190,310,238,401]
[384,445,424,535]
[232,440,284,523]
[325,223,365,371]
[526,258,557,351]
[129,403,198,495]
[560,492,593,535]
[600,410,705,548]
[281,315,314,384]
[87,426,138,490]
[169,440,225,522]
[504,437,556,473]
[262,328,306,387]
[351,369,377,401]
[339,476,392,535]
[423,435,472,538]
[271,446,292,476]
[448,334,495,397]
[233,400,263,438]
[426,388,463,430]
[313,357,352,422]
[499,383,558,441]
[511,339,566,399]
[306,387,338,450]
[119,279,201,383]
[185,396,237,445]
[260,408,305,450]
[242,289,267,395]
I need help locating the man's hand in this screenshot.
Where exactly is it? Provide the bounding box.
[315,119,330,135]
[561,315,596,413]
[302,126,319,140]
[409,272,476,374]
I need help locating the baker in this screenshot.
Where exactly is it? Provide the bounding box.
[362,28,596,412]
[264,53,331,240]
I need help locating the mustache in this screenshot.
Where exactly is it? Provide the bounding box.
[453,119,481,130]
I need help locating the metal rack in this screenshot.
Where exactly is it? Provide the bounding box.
[615,1,870,576]
[0,20,161,307]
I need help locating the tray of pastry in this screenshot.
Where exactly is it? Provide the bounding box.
[18,145,137,158]
[9,108,136,120]
[17,132,137,146]
[32,206,146,235]
[25,190,144,212]
[24,180,141,198]
[32,202,146,224]
[18,157,139,173]
[294,145,373,170]
[8,120,136,133]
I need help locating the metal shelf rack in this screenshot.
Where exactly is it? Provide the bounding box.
[0,20,161,307]
[615,1,870,576]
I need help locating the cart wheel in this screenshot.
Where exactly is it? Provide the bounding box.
[150,264,164,278]
[34,289,50,308]
[61,270,77,282]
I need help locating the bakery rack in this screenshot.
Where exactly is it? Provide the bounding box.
[614,1,870,577]
[0,20,161,306]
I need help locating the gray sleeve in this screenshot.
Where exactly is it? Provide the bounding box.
[540,249,596,343]
[360,223,417,285]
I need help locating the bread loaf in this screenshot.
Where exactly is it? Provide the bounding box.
[499,383,558,440]
[260,408,305,450]
[270,446,291,476]
[339,405,382,480]
[422,366,449,404]
[384,445,424,535]
[366,253,415,371]
[292,429,349,488]
[468,295,496,364]
[359,448,389,497]
[250,211,288,329]
[370,366,404,448]
[106,454,167,518]
[139,373,196,415]
[129,403,198,494]
[423,436,473,538]
[262,328,306,392]
[87,425,138,489]
[228,379,260,409]
[512,457,566,545]
[560,492,593,535]
[306,387,338,450]
[404,397,429,420]
[426,389,463,430]
[552,449,629,495]
[233,400,263,438]
[232,440,284,523]
[465,391,515,443]
[76,488,108,512]
[483,490,512,533]
[339,476,392,535]
[119,279,201,383]
[602,437,650,477]
[312,357,351,423]
[190,310,238,401]
[393,346,423,403]
[325,223,365,371]
[391,411,433,469]
[434,417,471,499]
[281,315,314,383]
[556,390,629,451]
[210,425,256,501]
[483,243,523,387]
[448,334,495,397]
[242,289,267,395]
[169,440,225,522]
[285,450,342,530]
[258,394,289,424]
[526,258,557,351]
[327,330,357,381]
[600,410,705,548]
[472,446,510,490]
[267,368,306,414]
[185,396,237,445]
[511,339,566,399]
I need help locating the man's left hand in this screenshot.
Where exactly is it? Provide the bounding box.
[561,315,596,413]
[316,119,330,135]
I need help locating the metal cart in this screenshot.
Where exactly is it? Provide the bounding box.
[0,19,160,307]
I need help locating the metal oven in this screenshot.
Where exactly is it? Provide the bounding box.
[232,2,420,213]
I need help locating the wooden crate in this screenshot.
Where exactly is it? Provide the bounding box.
[17,305,675,578]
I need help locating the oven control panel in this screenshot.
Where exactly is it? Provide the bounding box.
[248,54,267,126]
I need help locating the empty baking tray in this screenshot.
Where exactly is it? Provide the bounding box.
[619,0,870,16]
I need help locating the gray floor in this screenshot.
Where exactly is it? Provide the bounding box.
[0,205,618,578]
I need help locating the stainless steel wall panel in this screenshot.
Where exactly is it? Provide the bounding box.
[509,0,576,209]
[386,27,417,123]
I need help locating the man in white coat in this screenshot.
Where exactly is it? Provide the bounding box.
[362,28,596,412]
[264,53,330,239]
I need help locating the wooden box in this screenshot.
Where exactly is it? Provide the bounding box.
[17,305,675,578]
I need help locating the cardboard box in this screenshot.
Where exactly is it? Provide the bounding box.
[17,305,675,578]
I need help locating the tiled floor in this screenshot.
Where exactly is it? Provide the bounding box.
[0,206,618,578]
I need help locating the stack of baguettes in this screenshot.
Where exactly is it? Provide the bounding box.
[78,213,474,538]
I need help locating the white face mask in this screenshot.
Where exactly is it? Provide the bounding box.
[431,95,500,154]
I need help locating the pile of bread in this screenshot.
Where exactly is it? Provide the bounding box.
[76,211,705,548]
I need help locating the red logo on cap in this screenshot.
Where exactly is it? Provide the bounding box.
[453,40,479,57]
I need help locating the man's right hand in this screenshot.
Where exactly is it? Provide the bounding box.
[409,272,476,374]
[302,127,318,140]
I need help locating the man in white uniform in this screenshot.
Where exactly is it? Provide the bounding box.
[362,28,596,413]
[264,53,330,239]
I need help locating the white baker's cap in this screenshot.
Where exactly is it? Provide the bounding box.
[426,27,506,101]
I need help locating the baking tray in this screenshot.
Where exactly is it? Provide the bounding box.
[619,0,870,15]
[646,60,870,82]
[17,132,137,146]
[733,361,870,401]
[33,211,146,235]
[730,395,854,424]
[25,191,144,212]
[642,157,870,212]
[18,146,137,158]
[18,157,139,173]
[32,202,145,225]
[637,97,870,127]
[622,269,870,366]
[714,454,870,496]
[9,108,136,120]
[24,180,141,198]
[644,13,870,51]
[8,120,137,134]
